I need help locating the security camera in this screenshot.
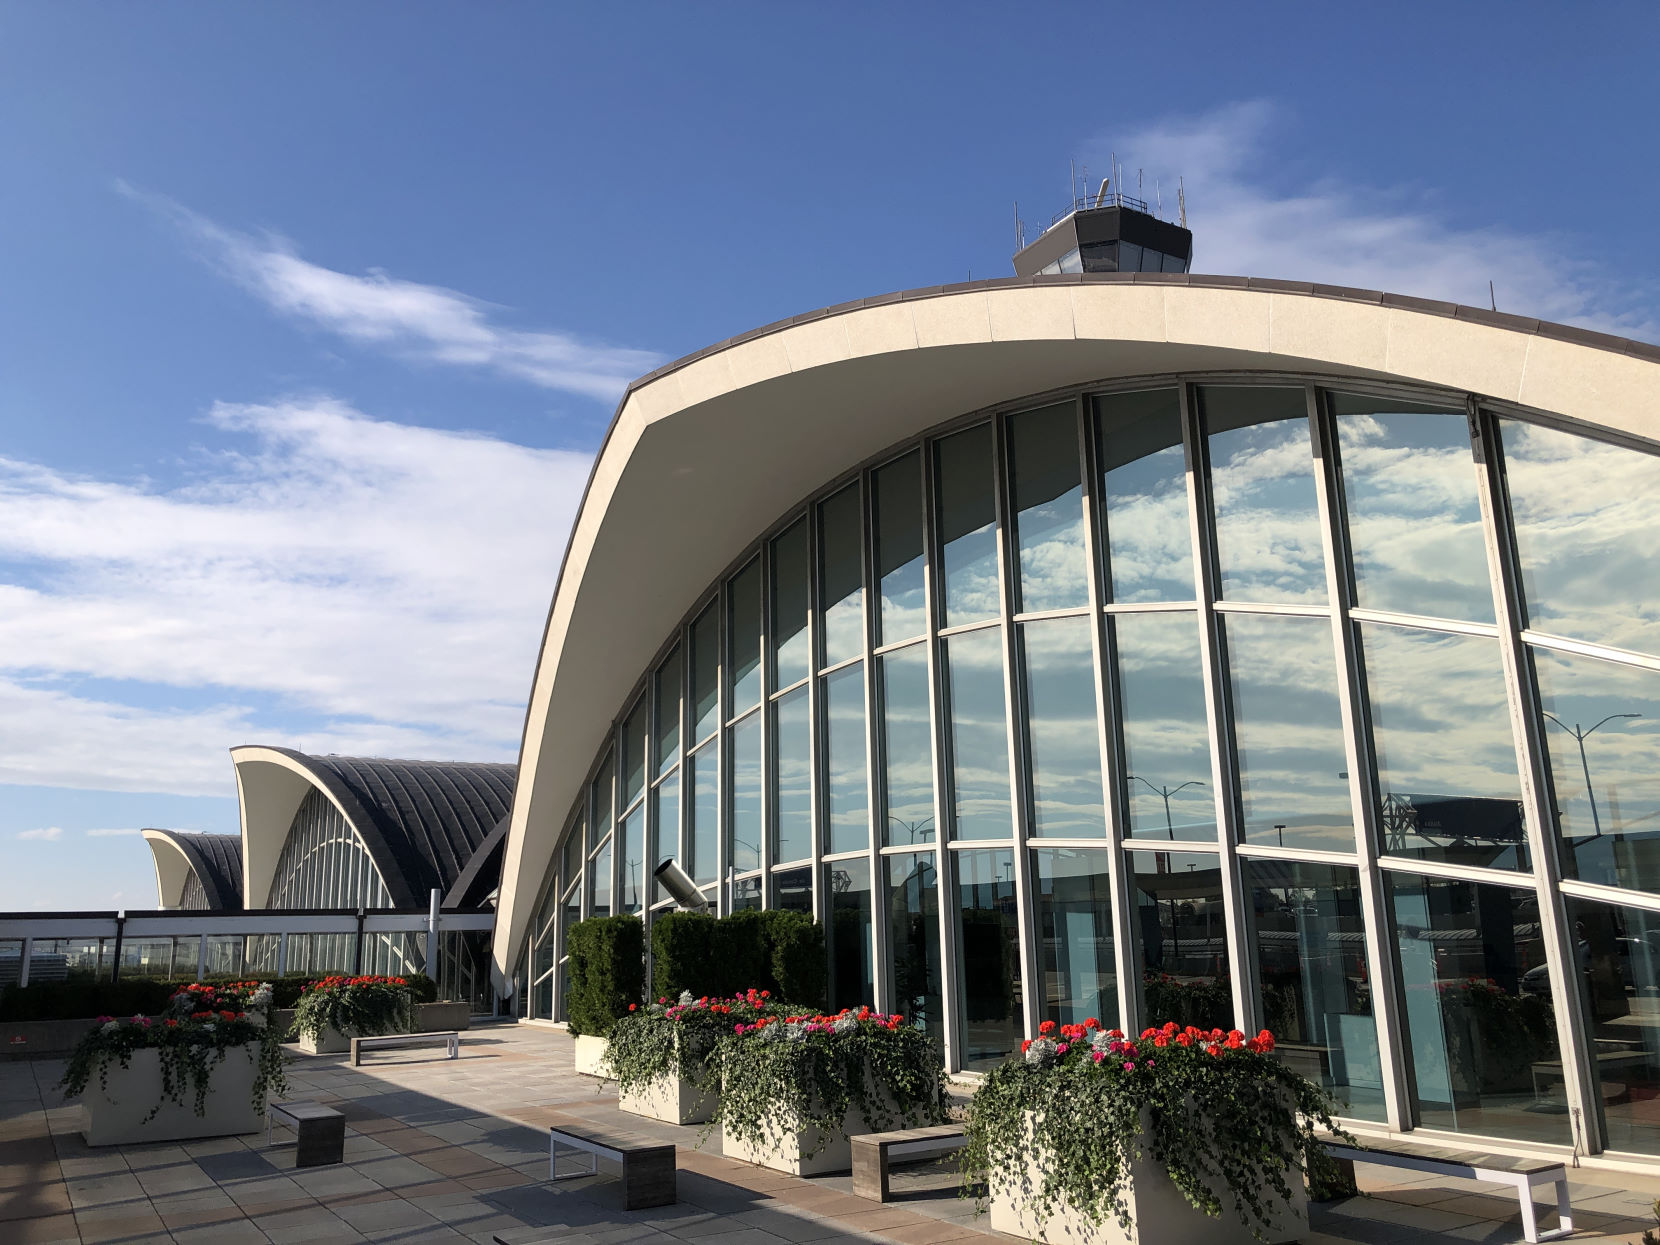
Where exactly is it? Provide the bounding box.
[653,859,710,912]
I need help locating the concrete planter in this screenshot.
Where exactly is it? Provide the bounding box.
[0,1018,99,1060]
[620,1070,715,1126]
[81,1043,264,1146]
[573,1033,609,1076]
[988,1113,1307,1245]
[291,1002,468,1053]
[297,1025,356,1054]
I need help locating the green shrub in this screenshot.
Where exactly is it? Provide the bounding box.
[650,911,718,1002]
[567,915,644,1038]
[0,970,439,1022]
[761,910,827,1011]
[288,975,416,1042]
[647,909,826,1009]
[712,910,773,996]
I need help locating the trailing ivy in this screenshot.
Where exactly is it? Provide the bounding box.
[603,987,780,1095]
[961,1021,1351,1241]
[287,975,415,1042]
[708,1006,945,1159]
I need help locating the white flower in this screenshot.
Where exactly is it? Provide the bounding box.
[1090,1029,1113,1052]
[678,991,695,1007]
[1024,1038,1058,1066]
[832,1016,859,1036]
[784,1022,809,1043]
[759,1022,785,1043]
[100,1021,119,1034]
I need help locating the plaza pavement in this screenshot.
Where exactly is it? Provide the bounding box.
[0,1021,1657,1244]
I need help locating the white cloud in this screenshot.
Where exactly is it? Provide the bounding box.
[86,828,142,837]
[18,827,63,841]
[1089,101,1656,340]
[0,399,590,795]
[120,186,663,401]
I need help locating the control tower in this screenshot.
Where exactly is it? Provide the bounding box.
[1012,183,1193,277]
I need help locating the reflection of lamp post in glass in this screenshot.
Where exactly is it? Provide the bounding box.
[1542,712,1641,838]
[886,816,934,846]
[1274,823,1286,848]
[1130,776,1204,879]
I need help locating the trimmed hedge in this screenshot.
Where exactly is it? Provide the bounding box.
[566,915,644,1038]
[0,971,438,1022]
[651,908,827,1010]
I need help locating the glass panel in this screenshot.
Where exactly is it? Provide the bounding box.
[944,628,1012,840]
[773,686,812,865]
[687,742,719,885]
[774,865,813,915]
[874,451,926,646]
[1021,617,1105,837]
[825,663,868,854]
[956,847,1022,1070]
[936,424,1000,628]
[1119,241,1143,272]
[691,601,720,743]
[731,713,762,873]
[829,857,875,1011]
[880,643,936,846]
[729,559,762,715]
[1389,873,1566,1143]
[1333,396,1492,623]
[652,772,678,905]
[1096,389,1192,603]
[589,841,611,919]
[889,856,942,1049]
[560,885,580,957]
[1202,386,1327,604]
[1245,859,1385,1121]
[592,754,615,850]
[1533,647,1660,894]
[1130,849,1233,1030]
[1362,623,1527,870]
[562,817,585,891]
[1225,614,1354,853]
[1008,403,1087,614]
[1565,895,1660,1155]
[771,519,810,691]
[733,874,762,911]
[1117,612,1214,842]
[820,482,865,669]
[622,699,648,808]
[1501,420,1660,656]
[619,806,644,913]
[1034,848,1119,1030]
[1161,250,1186,274]
[655,647,682,778]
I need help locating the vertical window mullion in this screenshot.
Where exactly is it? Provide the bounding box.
[922,436,960,1068]
[808,502,825,923]
[859,468,889,1011]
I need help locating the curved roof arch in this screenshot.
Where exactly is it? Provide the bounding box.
[231,746,515,909]
[491,271,1660,982]
[141,829,244,910]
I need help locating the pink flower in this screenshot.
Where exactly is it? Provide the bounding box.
[1123,1061,1135,1071]
[1091,1051,1105,1063]
[1056,1043,1069,1054]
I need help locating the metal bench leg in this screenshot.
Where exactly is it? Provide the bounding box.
[1516,1175,1540,1245]
[1532,1173,1573,1242]
[549,1139,598,1181]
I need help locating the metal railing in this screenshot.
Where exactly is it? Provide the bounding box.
[1051,191,1150,226]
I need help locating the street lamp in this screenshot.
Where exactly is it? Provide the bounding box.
[1128,776,1206,839]
[1542,712,1641,838]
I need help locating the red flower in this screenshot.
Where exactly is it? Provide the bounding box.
[1038,1020,1057,1036]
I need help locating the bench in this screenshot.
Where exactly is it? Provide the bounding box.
[851,1124,967,1202]
[548,1121,676,1210]
[1324,1139,1573,1244]
[350,1030,460,1066]
[266,1100,345,1167]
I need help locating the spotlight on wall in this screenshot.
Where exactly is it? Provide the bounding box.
[653,859,710,912]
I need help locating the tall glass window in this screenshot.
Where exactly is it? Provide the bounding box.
[1362,623,1527,870]
[1131,849,1233,1030]
[619,805,644,913]
[729,559,762,714]
[621,700,648,809]
[824,663,868,854]
[956,847,1021,1069]
[1334,396,1492,623]
[589,841,611,919]
[820,482,864,669]
[1389,872,1566,1144]
[874,451,926,645]
[687,744,718,885]
[1116,612,1214,843]
[936,424,1000,628]
[1008,402,1088,614]
[1034,848,1118,1030]
[880,644,935,846]
[1096,388,1193,604]
[888,851,943,1049]
[1020,616,1105,838]
[943,627,1012,840]
[731,713,762,873]
[1565,894,1660,1154]
[592,755,615,863]
[771,520,810,690]
[1533,647,1660,894]
[690,601,720,744]
[651,774,678,905]
[773,686,811,864]
[829,857,875,1011]
[1203,386,1327,605]
[1245,859,1384,1121]
[1225,614,1354,853]
[1501,420,1660,656]
[655,648,682,779]
[774,865,813,914]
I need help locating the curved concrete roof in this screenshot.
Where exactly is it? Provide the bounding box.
[141,829,245,911]
[491,272,1660,981]
[231,746,515,909]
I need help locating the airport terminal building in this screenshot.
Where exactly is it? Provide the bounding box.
[490,202,1660,1161]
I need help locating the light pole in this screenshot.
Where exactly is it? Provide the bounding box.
[1542,712,1641,838]
[1128,775,1206,839]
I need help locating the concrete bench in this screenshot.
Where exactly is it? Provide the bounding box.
[1325,1139,1572,1244]
[266,1100,345,1167]
[548,1121,676,1210]
[851,1124,967,1202]
[350,1030,459,1066]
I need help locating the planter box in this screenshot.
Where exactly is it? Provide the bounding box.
[722,1079,919,1176]
[82,1043,264,1146]
[297,1025,356,1055]
[620,1071,714,1126]
[280,1001,466,1046]
[573,1033,609,1076]
[988,1119,1307,1245]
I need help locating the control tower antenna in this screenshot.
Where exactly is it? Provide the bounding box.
[1178,177,1187,229]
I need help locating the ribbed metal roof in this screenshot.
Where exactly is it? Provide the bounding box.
[148,830,244,911]
[267,749,516,907]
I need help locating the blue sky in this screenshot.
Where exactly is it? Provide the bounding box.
[0,2,1656,910]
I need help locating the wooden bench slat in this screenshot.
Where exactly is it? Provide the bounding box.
[852,1124,967,1202]
[547,1123,675,1210]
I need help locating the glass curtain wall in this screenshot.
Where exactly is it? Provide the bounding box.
[517,373,1660,1162]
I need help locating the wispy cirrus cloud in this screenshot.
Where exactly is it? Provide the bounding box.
[119,184,663,401]
[18,827,63,841]
[1088,101,1657,341]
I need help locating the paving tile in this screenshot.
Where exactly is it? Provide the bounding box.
[171,1215,273,1243]
[73,1203,169,1241]
[0,1179,72,1221]
[335,1194,443,1232]
[64,1169,146,1208]
[5,1214,84,1245]
[259,1203,371,1244]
